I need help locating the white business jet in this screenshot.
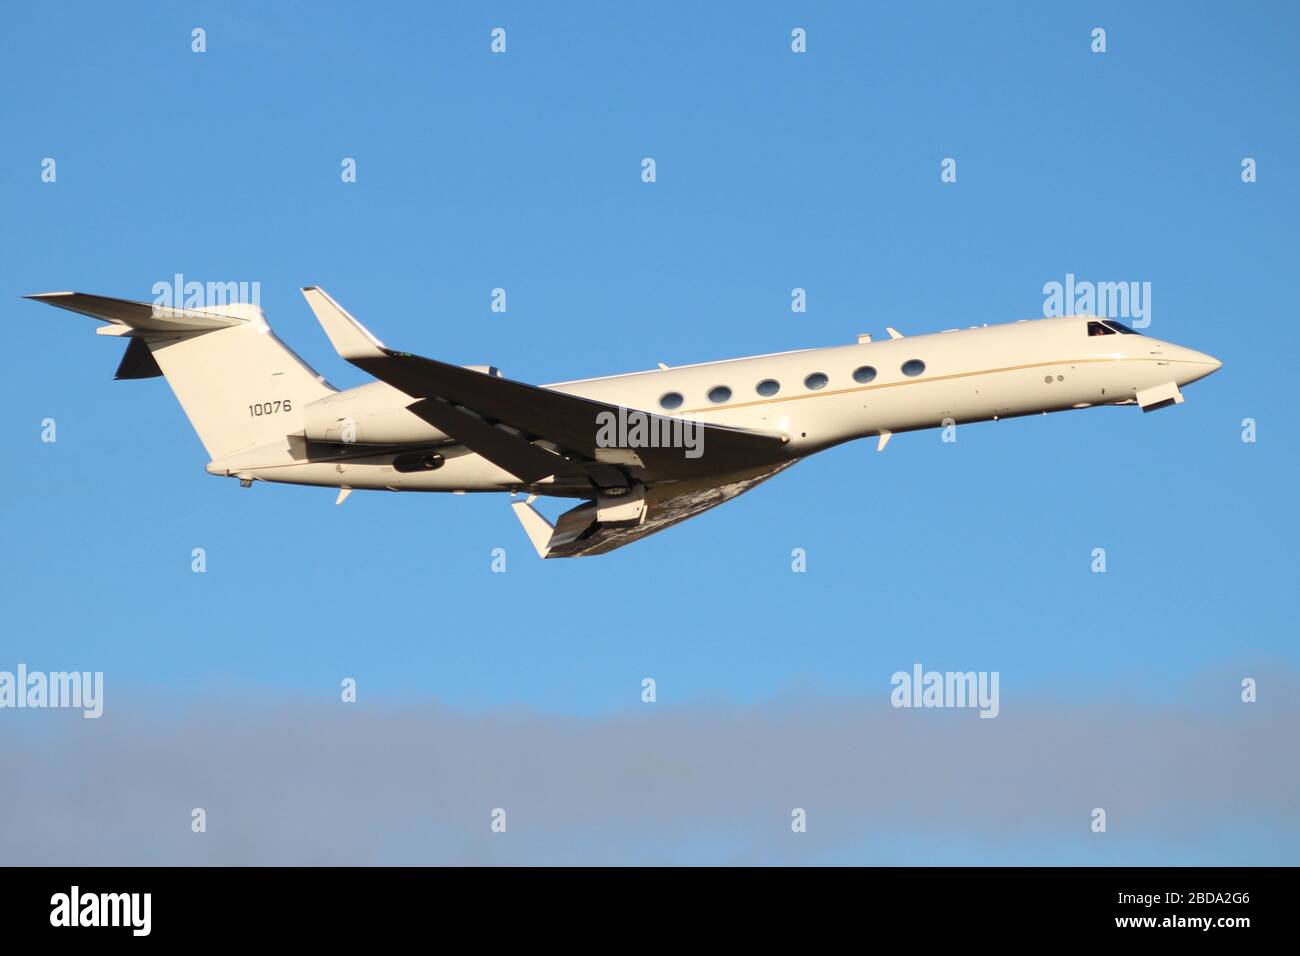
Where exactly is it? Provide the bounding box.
[29,289,1220,557]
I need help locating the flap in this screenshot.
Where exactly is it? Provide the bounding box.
[512,461,796,558]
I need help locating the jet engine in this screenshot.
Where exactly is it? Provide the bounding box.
[302,381,449,445]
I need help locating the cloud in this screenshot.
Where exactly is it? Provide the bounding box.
[2,692,1297,865]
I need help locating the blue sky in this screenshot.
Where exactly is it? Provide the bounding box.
[1,2,1297,865]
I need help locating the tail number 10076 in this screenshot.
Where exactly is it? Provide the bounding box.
[249,399,293,417]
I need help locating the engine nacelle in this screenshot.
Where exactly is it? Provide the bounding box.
[303,380,449,445]
[303,365,505,446]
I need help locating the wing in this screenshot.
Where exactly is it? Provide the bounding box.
[511,461,797,558]
[301,287,793,485]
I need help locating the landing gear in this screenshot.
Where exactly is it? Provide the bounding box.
[596,482,647,527]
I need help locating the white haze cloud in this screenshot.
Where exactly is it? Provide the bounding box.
[1,691,1297,865]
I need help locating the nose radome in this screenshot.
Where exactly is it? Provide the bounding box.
[1173,347,1222,385]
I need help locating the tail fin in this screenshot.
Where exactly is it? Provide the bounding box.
[27,291,335,460]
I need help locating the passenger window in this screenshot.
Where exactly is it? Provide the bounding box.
[804,372,829,390]
[707,385,732,404]
[1087,320,1116,336]
[659,392,684,410]
[756,379,780,397]
[901,359,926,377]
[852,366,877,383]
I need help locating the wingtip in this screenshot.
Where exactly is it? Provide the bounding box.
[510,499,555,558]
[300,286,386,359]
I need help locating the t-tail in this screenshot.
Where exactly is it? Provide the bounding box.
[25,291,335,462]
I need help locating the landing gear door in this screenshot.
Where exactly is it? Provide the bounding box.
[1135,381,1184,413]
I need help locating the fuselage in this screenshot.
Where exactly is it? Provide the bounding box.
[222,315,1220,495]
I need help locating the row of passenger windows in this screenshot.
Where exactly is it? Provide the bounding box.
[659,359,927,409]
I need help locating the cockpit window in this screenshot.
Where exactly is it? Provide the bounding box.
[1104,320,1142,335]
[1088,319,1142,336]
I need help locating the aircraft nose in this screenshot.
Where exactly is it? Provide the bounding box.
[1173,347,1222,384]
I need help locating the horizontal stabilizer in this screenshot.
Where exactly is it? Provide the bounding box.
[27,289,334,459]
[25,291,258,333]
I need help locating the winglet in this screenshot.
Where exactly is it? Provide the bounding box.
[511,496,555,559]
[885,327,904,340]
[301,287,386,360]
